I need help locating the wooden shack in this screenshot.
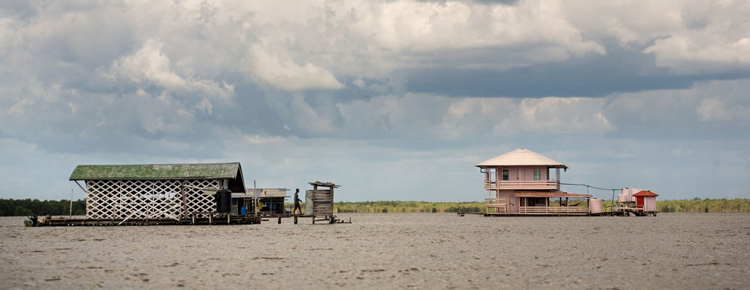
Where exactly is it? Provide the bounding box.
[235,188,289,216]
[305,181,337,218]
[69,162,246,220]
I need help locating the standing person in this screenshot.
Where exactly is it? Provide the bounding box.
[293,188,302,215]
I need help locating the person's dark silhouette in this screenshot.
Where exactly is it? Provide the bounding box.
[293,188,302,215]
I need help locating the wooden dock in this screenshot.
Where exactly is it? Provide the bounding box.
[271,214,351,224]
[31,215,262,227]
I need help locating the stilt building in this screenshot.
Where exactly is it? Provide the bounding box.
[476,148,591,215]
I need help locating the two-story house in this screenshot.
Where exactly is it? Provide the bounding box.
[476,148,591,215]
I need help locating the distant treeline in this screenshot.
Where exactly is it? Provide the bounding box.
[2,198,749,216]
[656,198,750,213]
[0,199,86,216]
[332,201,486,213]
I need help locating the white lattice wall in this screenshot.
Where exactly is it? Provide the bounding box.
[86,179,220,219]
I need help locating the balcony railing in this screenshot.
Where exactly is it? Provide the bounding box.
[484,180,560,190]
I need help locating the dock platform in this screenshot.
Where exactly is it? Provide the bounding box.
[29,215,262,227]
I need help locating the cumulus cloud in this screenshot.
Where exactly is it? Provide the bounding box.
[109,39,234,99]
[642,0,750,73]
[338,94,614,140]
[564,0,750,74]
[696,98,750,123]
[645,36,750,73]
[246,44,343,90]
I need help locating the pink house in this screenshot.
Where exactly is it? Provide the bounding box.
[476,148,591,215]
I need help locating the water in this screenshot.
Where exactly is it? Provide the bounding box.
[1,213,748,289]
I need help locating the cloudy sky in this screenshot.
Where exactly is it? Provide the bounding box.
[1,0,748,202]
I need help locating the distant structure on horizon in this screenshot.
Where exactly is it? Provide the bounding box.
[476,148,593,215]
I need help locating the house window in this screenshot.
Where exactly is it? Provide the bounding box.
[533,169,540,180]
[502,170,509,181]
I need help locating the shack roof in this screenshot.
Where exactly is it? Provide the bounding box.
[632,190,658,197]
[515,191,591,198]
[247,188,289,198]
[69,162,243,180]
[475,148,567,169]
[309,181,339,188]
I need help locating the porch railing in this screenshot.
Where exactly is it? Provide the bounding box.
[485,198,508,214]
[519,205,588,214]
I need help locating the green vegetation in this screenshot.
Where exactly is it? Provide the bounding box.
[333,201,486,213]
[1,198,749,216]
[656,198,750,213]
[0,199,86,216]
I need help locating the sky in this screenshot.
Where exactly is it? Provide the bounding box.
[0,0,748,202]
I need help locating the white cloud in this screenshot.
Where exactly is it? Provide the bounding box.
[696,98,750,123]
[339,94,615,139]
[109,39,234,99]
[564,0,750,74]
[245,44,344,90]
[644,36,750,73]
[604,79,750,127]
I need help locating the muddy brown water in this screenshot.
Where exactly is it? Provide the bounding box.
[1,213,749,289]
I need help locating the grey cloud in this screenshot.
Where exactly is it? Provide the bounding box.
[404,43,750,98]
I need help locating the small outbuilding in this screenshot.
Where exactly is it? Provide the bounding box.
[633,190,658,214]
[233,188,289,216]
[305,181,337,219]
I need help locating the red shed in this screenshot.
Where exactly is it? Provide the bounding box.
[633,190,658,213]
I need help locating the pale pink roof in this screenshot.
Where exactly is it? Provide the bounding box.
[475,148,567,169]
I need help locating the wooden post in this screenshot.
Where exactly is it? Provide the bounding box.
[69,189,74,219]
[312,216,315,224]
[294,215,298,224]
[278,216,281,224]
[180,181,186,221]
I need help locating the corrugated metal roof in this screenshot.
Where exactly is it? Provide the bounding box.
[476,148,567,168]
[69,162,242,180]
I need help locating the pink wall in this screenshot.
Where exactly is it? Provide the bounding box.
[645,196,657,211]
[489,166,549,181]
[496,190,518,213]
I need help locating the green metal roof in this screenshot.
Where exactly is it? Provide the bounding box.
[69,162,242,180]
